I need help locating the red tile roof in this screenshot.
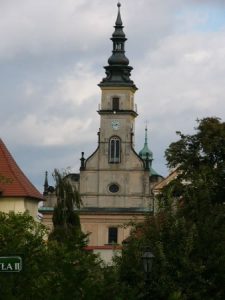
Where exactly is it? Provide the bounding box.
[0,139,43,200]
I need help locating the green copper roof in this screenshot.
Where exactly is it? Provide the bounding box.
[139,127,153,159]
[149,166,160,177]
[99,3,137,89]
[139,127,160,176]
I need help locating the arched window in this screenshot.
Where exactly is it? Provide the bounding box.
[112,97,120,111]
[109,136,120,163]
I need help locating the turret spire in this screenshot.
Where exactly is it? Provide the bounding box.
[139,127,160,176]
[99,3,137,89]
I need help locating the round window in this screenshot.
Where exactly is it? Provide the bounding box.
[109,184,119,193]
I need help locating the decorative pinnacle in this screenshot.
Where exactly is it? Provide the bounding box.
[44,171,48,187]
[115,2,123,26]
[43,171,49,195]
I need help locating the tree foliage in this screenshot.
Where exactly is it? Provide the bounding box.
[116,117,225,300]
[0,212,125,300]
[165,117,225,205]
[0,212,48,299]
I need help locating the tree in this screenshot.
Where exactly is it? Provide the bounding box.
[49,169,87,248]
[116,117,225,300]
[46,169,108,299]
[165,117,225,206]
[0,212,107,300]
[162,117,225,299]
[46,169,138,299]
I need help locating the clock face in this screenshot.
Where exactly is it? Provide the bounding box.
[112,120,120,130]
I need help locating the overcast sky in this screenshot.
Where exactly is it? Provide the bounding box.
[1,0,225,191]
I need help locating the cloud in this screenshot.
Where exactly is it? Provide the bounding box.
[54,63,100,106]
[1,63,100,147]
[0,0,113,60]
[133,25,225,176]
[0,0,225,190]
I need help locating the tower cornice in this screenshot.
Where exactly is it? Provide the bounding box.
[97,109,138,117]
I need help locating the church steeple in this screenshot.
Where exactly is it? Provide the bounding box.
[99,3,137,90]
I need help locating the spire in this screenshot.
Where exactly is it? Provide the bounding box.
[139,127,160,176]
[43,171,49,195]
[99,3,137,90]
[144,125,148,146]
[116,2,122,26]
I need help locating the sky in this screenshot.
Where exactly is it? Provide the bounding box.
[0,0,225,192]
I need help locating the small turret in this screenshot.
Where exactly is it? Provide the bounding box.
[43,171,55,195]
[139,127,159,176]
[80,152,85,171]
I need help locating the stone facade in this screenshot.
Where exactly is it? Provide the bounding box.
[80,86,151,210]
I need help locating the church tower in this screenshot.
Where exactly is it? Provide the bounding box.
[79,3,151,211]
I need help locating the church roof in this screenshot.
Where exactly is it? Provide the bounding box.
[0,139,43,200]
[152,169,178,193]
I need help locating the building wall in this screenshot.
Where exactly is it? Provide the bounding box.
[40,211,145,245]
[80,169,151,208]
[0,197,39,219]
[80,213,145,246]
[40,211,54,229]
[79,85,152,210]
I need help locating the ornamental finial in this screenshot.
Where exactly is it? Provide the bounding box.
[115,2,122,26]
[145,122,148,145]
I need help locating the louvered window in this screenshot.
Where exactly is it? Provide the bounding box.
[112,97,119,111]
[109,137,120,163]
